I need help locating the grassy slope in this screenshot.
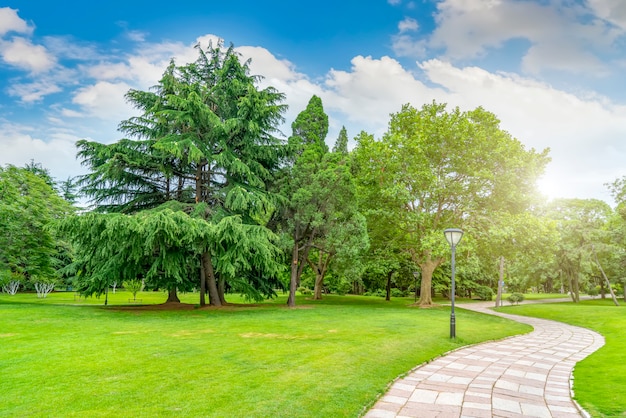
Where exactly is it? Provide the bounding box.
[0,292,530,417]
[498,299,625,417]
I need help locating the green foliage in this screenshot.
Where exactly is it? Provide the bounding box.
[58,209,209,298]
[507,292,525,305]
[33,275,56,298]
[332,126,349,154]
[0,165,72,284]
[73,43,288,304]
[475,285,494,301]
[0,270,22,295]
[59,206,283,302]
[297,286,312,295]
[586,286,599,298]
[289,95,329,155]
[391,288,407,298]
[352,102,549,305]
[122,279,144,300]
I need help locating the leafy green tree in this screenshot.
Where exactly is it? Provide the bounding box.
[545,198,613,302]
[288,95,329,155]
[303,153,369,299]
[332,126,349,154]
[57,177,79,205]
[0,165,72,288]
[74,43,287,306]
[123,279,144,301]
[277,96,367,305]
[353,102,549,306]
[0,270,22,295]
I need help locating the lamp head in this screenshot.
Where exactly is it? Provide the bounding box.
[444,228,464,248]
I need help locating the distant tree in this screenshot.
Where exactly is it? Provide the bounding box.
[332,126,349,154]
[57,176,79,205]
[0,271,22,295]
[545,198,612,302]
[353,102,549,306]
[0,165,72,288]
[288,95,329,155]
[23,159,55,188]
[33,276,56,298]
[123,279,144,301]
[277,96,368,305]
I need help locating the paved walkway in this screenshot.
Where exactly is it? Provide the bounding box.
[364,300,605,418]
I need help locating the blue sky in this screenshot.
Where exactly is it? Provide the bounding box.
[2,0,626,204]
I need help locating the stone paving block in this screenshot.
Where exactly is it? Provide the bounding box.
[409,389,438,403]
[518,384,544,396]
[365,408,399,418]
[462,401,491,411]
[381,395,409,405]
[492,397,522,414]
[520,402,552,417]
[435,392,464,406]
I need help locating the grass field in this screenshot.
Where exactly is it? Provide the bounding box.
[0,291,531,417]
[498,299,626,417]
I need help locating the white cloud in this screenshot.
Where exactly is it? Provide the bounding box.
[0,7,32,36]
[0,122,84,182]
[323,55,443,136]
[0,36,56,73]
[71,81,135,120]
[7,80,62,103]
[398,17,419,33]
[588,0,626,30]
[409,0,623,76]
[392,33,427,57]
[43,36,100,61]
[126,30,147,42]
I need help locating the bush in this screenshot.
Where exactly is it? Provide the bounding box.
[297,286,312,295]
[391,288,406,298]
[329,279,351,296]
[475,286,494,301]
[507,292,524,305]
[587,287,599,299]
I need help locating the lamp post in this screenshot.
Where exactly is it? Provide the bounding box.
[413,271,419,303]
[444,228,464,339]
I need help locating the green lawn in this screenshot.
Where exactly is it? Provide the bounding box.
[498,299,626,417]
[0,292,530,417]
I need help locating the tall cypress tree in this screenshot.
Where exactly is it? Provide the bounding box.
[72,43,287,305]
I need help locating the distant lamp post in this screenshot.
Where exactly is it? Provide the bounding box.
[413,271,419,303]
[444,228,464,339]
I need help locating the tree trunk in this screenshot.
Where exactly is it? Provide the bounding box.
[593,250,620,306]
[495,256,504,307]
[199,257,206,306]
[571,274,580,303]
[313,273,324,299]
[218,276,227,305]
[288,243,299,307]
[385,271,392,301]
[311,251,333,300]
[202,251,221,307]
[166,288,180,303]
[417,253,443,307]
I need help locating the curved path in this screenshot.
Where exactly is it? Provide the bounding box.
[364,301,604,418]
